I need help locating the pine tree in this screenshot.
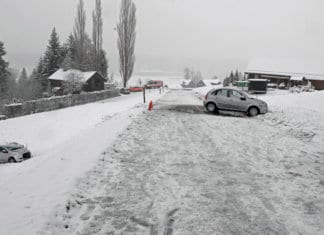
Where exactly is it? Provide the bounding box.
[29,69,43,99]
[29,68,38,80]
[234,69,239,82]
[19,68,28,81]
[36,57,44,75]
[18,68,29,99]
[6,68,19,99]
[33,57,48,92]
[0,41,10,97]
[230,71,234,79]
[229,71,234,84]
[40,28,62,91]
[99,49,108,78]
[234,69,239,78]
[43,28,62,77]
[61,51,74,71]
[61,34,76,70]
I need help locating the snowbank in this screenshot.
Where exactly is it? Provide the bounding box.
[260,90,324,112]
[191,86,324,145]
[258,90,324,145]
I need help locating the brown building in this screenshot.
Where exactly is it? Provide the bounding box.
[48,69,106,93]
[245,58,324,90]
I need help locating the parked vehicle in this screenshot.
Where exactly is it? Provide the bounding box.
[145,80,163,89]
[278,82,288,89]
[267,83,278,89]
[0,142,32,163]
[129,86,144,92]
[120,88,131,95]
[203,88,268,116]
[0,115,7,120]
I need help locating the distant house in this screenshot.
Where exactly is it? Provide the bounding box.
[202,79,222,86]
[181,80,191,88]
[245,58,324,90]
[48,69,106,93]
[181,79,222,88]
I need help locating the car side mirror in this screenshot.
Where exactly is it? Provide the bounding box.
[240,96,246,101]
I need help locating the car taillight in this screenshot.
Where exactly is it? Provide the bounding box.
[205,94,208,100]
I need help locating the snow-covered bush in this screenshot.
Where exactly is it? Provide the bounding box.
[61,73,84,94]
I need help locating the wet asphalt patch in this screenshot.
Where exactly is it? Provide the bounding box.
[158,104,248,118]
[165,104,206,114]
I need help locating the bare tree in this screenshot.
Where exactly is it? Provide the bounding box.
[117,0,136,88]
[73,0,87,70]
[92,0,103,72]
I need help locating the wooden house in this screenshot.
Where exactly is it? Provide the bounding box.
[48,69,106,93]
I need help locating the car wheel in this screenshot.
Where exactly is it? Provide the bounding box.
[206,103,218,113]
[248,107,259,117]
[8,157,17,163]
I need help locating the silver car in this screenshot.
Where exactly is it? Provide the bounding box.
[0,142,32,163]
[203,88,268,116]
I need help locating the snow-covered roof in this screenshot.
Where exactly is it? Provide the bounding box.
[4,103,23,107]
[48,69,99,83]
[248,79,268,82]
[202,79,221,85]
[290,76,304,81]
[246,57,324,81]
[181,80,191,85]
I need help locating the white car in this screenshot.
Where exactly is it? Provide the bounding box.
[0,142,32,163]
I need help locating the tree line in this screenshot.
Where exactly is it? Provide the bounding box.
[223,69,243,87]
[1,0,137,105]
[0,0,107,101]
[183,67,203,86]
[34,0,108,93]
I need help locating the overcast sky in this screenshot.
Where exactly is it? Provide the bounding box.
[0,0,323,77]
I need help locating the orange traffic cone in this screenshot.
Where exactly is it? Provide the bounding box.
[148,101,153,111]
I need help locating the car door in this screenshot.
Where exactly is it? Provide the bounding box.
[213,89,231,109]
[228,90,248,112]
[0,146,9,163]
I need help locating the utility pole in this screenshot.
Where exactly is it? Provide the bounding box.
[143,87,146,103]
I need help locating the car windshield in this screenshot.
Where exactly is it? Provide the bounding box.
[4,143,23,151]
[237,90,250,98]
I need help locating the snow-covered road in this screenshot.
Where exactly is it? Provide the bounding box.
[45,89,323,234]
[0,90,164,235]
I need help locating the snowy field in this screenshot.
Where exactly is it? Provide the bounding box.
[41,89,323,234]
[194,87,324,148]
[0,85,323,235]
[0,90,164,235]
